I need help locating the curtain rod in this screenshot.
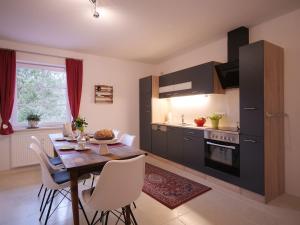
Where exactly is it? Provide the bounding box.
[16,49,83,61]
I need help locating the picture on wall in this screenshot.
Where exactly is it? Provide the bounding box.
[95,85,113,103]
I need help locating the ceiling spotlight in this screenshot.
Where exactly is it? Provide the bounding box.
[89,0,100,18]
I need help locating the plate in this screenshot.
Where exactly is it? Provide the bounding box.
[59,145,75,151]
[75,146,90,151]
[55,138,66,141]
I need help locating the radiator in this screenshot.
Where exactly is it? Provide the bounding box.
[11,129,61,168]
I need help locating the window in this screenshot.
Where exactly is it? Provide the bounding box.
[12,62,70,127]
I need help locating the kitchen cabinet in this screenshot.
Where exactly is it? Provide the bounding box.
[151,125,168,158]
[182,128,205,172]
[139,76,158,152]
[239,135,264,195]
[239,40,284,202]
[159,61,224,98]
[167,127,183,164]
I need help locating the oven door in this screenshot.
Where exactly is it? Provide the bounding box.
[205,140,240,176]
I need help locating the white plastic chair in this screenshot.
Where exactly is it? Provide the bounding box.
[113,129,120,139]
[30,143,89,225]
[119,133,136,147]
[82,155,145,225]
[31,136,64,199]
[88,132,136,189]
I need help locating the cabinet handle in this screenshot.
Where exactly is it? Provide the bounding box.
[266,112,287,118]
[243,139,257,143]
[191,91,198,94]
[243,107,257,110]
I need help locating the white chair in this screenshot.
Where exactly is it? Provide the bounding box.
[119,134,136,147]
[30,136,64,199]
[88,132,136,189]
[113,129,120,139]
[30,143,90,225]
[82,155,145,225]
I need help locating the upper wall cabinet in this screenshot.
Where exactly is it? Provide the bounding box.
[159,61,224,98]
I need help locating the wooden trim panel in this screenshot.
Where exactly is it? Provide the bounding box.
[263,41,284,202]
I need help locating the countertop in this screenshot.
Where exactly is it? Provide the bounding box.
[151,122,240,134]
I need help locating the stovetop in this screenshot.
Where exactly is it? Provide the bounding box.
[206,127,240,133]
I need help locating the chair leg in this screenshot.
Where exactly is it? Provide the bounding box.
[38,184,44,197]
[132,202,137,209]
[129,207,138,225]
[79,198,90,225]
[91,175,95,188]
[91,211,98,225]
[39,190,52,221]
[40,187,48,211]
[44,190,57,225]
[104,211,109,225]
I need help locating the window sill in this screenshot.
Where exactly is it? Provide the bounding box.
[13,126,62,133]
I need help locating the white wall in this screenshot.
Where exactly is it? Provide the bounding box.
[0,39,155,171]
[155,9,300,197]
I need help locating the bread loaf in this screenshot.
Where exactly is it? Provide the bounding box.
[94,129,115,140]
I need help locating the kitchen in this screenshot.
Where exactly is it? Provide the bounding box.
[139,27,284,203]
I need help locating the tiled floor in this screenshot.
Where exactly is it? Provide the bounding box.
[0,156,300,225]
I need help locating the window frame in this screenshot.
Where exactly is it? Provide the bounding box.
[11,61,71,128]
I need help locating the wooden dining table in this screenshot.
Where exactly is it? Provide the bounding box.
[49,133,146,225]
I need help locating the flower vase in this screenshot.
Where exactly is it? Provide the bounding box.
[77,131,86,149]
[211,119,219,129]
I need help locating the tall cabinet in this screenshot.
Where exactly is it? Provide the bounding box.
[239,40,284,202]
[139,76,158,152]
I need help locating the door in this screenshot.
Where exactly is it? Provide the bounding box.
[151,125,168,158]
[239,42,264,136]
[167,127,183,164]
[139,77,152,151]
[239,134,264,195]
[183,130,205,171]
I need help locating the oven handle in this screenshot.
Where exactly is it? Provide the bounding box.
[206,141,236,150]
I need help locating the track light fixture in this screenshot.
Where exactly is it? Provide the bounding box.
[89,0,100,18]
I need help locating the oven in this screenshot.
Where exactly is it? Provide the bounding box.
[204,129,240,177]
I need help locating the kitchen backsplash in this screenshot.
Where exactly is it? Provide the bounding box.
[154,88,239,128]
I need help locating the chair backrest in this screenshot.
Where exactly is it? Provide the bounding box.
[87,155,145,210]
[112,129,120,139]
[29,143,63,190]
[30,136,58,172]
[119,133,136,146]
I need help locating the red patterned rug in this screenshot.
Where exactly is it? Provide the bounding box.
[142,163,211,209]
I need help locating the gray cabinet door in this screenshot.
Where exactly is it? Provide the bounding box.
[139,77,152,151]
[159,61,219,98]
[239,41,264,136]
[151,126,168,158]
[167,127,183,164]
[239,134,264,195]
[183,129,205,171]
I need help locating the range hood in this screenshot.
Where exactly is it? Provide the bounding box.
[215,27,249,89]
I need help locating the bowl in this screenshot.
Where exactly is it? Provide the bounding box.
[194,118,206,127]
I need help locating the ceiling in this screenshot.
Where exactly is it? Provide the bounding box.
[0,0,299,63]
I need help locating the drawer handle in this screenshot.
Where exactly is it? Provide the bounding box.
[188,131,195,135]
[243,139,257,143]
[184,137,191,141]
[243,107,257,110]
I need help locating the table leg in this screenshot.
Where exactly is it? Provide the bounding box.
[125,205,131,225]
[70,170,80,225]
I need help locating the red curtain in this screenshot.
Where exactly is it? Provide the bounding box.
[0,49,16,135]
[66,58,83,121]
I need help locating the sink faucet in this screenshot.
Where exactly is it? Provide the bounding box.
[181,114,185,124]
